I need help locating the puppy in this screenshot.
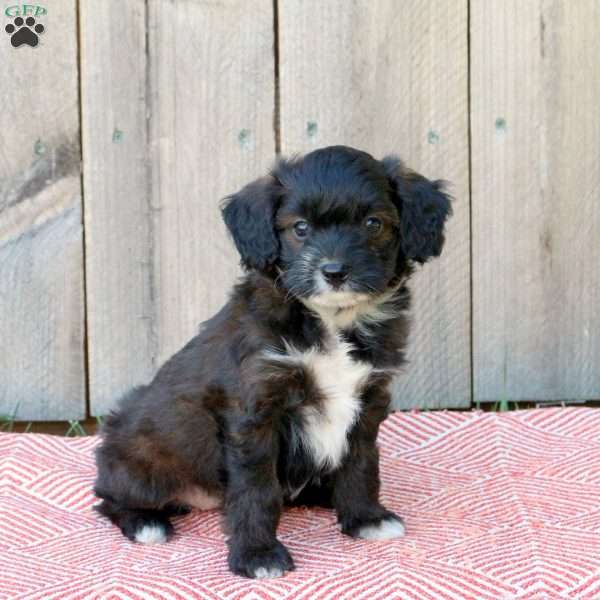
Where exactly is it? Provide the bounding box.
[94,145,451,578]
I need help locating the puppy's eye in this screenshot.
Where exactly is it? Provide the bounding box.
[293,220,310,239]
[365,217,383,234]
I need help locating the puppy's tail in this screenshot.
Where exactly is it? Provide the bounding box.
[95,497,174,545]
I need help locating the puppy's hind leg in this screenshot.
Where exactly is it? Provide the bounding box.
[95,498,174,545]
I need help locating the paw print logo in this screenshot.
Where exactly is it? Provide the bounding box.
[5,16,45,48]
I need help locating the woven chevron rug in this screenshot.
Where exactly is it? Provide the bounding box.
[1,408,600,599]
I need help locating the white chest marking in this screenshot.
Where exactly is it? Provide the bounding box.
[265,336,372,469]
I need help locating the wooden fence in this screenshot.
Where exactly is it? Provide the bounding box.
[0,1,598,420]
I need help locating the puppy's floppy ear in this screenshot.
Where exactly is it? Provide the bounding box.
[221,175,283,271]
[382,155,452,263]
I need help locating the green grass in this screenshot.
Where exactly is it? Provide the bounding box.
[490,398,520,412]
[65,420,88,436]
[0,405,103,435]
[0,402,20,432]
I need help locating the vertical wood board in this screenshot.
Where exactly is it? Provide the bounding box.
[84,0,276,416]
[279,0,471,409]
[80,0,156,415]
[0,0,85,420]
[146,0,276,368]
[471,1,600,402]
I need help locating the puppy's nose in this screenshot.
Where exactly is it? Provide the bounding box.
[320,262,350,287]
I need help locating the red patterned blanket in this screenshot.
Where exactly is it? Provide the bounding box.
[1,408,599,599]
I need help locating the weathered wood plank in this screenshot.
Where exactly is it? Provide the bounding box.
[0,0,85,420]
[279,0,471,409]
[84,0,275,416]
[80,0,156,415]
[471,1,600,402]
[146,0,275,365]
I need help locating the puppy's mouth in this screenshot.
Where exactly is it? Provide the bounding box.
[306,289,371,310]
[305,270,371,309]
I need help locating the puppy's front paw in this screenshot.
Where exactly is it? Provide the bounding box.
[357,515,405,540]
[344,513,406,541]
[228,540,295,579]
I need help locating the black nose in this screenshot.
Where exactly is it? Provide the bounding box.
[320,262,350,287]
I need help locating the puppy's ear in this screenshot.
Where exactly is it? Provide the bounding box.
[221,175,283,271]
[382,155,452,263]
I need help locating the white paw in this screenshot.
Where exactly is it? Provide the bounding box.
[357,516,406,541]
[253,566,284,579]
[134,524,168,545]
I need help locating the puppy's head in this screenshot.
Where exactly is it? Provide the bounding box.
[222,146,451,310]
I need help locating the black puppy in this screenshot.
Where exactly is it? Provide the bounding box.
[94,145,451,578]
